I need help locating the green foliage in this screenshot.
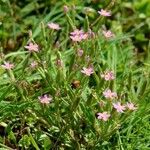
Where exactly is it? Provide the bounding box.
[0,0,150,149]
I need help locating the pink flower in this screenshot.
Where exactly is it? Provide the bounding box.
[77,49,84,57]
[81,67,94,76]
[101,70,115,81]
[30,61,38,68]
[97,112,110,121]
[70,29,88,42]
[38,94,52,104]
[126,102,137,110]
[70,35,82,42]
[24,42,39,52]
[1,61,14,70]
[98,9,111,17]
[103,89,117,99]
[102,30,115,38]
[47,23,61,30]
[113,102,126,113]
[70,29,84,36]
[63,5,69,13]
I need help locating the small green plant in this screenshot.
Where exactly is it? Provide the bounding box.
[0,1,150,149]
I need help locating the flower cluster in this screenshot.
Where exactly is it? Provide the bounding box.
[97,102,137,121]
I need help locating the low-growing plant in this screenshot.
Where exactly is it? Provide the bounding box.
[0,1,150,150]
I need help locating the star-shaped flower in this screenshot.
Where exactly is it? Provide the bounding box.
[97,112,110,121]
[1,61,14,70]
[113,102,126,113]
[47,23,61,30]
[98,9,111,17]
[81,67,94,76]
[24,42,39,52]
[38,94,52,104]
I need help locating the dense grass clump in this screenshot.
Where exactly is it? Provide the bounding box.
[0,1,150,149]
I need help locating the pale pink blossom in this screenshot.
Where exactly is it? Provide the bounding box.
[102,30,115,38]
[126,102,137,110]
[30,61,38,68]
[38,94,52,104]
[1,61,14,70]
[101,70,115,81]
[70,29,84,36]
[70,29,88,42]
[77,49,84,57]
[24,42,39,52]
[97,112,110,121]
[103,89,117,99]
[80,33,88,40]
[98,9,111,16]
[70,35,82,42]
[81,67,94,76]
[47,23,61,30]
[63,5,69,13]
[113,102,126,113]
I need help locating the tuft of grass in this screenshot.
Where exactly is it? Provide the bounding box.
[0,0,150,149]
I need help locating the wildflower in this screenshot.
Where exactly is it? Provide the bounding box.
[1,61,14,70]
[126,102,137,110]
[63,5,69,13]
[55,59,63,67]
[81,67,94,76]
[97,112,110,121]
[70,29,84,36]
[24,42,39,52]
[30,61,38,68]
[38,94,52,104]
[98,9,111,17]
[113,102,126,113]
[103,89,117,99]
[102,30,114,39]
[101,70,115,81]
[47,22,61,30]
[70,29,88,42]
[77,49,84,57]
